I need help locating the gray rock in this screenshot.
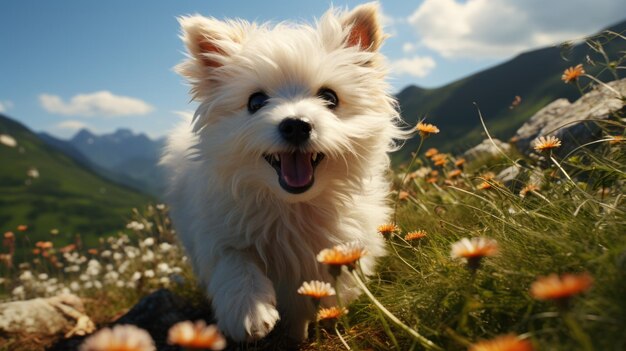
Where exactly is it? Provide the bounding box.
[497,165,521,186]
[463,138,511,162]
[514,78,626,156]
[0,294,95,337]
[497,165,545,193]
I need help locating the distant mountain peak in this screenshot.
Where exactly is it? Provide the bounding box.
[71,128,96,144]
[112,128,134,138]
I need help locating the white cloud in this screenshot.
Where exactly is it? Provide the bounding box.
[408,0,626,59]
[39,91,154,117]
[56,120,90,131]
[0,100,13,113]
[391,56,437,78]
[402,43,416,54]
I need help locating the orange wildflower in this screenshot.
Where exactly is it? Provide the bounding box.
[609,135,623,144]
[452,237,499,259]
[4,232,14,240]
[398,191,410,200]
[481,172,496,181]
[561,64,585,83]
[469,334,534,351]
[424,148,439,158]
[32,248,41,255]
[60,244,77,253]
[377,223,399,237]
[434,158,448,167]
[533,136,562,152]
[451,237,499,271]
[477,181,493,190]
[317,242,367,275]
[405,230,427,241]
[530,272,593,301]
[317,306,348,321]
[454,158,466,168]
[0,253,12,268]
[416,122,440,137]
[167,321,226,350]
[297,280,336,299]
[431,153,447,162]
[519,184,540,198]
[88,249,98,255]
[35,241,53,249]
[448,169,462,179]
[80,324,155,351]
[426,177,438,184]
[17,225,28,232]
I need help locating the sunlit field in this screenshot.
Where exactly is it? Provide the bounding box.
[1,33,625,351]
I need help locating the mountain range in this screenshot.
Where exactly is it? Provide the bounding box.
[0,114,152,251]
[394,19,626,160]
[39,128,166,197]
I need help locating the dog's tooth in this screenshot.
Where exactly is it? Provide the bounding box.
[273,154,280,162]
[312,153,318,162]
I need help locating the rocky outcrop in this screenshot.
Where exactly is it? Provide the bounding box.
[463,138,511,162]
[0,294,95,338]
[513,78,626,157]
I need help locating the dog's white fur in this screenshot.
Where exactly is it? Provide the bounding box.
[161,3,405,342]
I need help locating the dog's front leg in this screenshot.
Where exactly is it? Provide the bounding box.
[207,251,280,342]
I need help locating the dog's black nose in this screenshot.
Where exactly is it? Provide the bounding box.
[278,118,312,145]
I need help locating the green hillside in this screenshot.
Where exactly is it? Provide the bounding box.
[396,20,626,159]
[0,114,153,251]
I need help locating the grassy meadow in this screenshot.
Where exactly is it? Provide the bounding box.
[0,114,153,260]
[1,34,625,351]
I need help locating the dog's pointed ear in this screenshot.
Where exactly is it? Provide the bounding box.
[341,2,384,51]
[177,15,247,78]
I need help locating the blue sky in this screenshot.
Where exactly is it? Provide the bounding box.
[1,0,625,139]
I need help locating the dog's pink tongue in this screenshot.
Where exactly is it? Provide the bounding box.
[280,152,313,188]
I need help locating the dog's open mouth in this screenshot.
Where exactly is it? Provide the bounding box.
[263,152,324,194]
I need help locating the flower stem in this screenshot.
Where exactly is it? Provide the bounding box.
[335,325,351,350]
[388,237,420,274]
[313,299,321,350]
[393,138,425,223]
[315,319,321,351]
[332,277,356,350]
[563,313,594,351]
[374,304,401,349]
[350,271,443,351]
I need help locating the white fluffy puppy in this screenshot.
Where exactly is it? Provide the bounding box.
[161,2,404,342]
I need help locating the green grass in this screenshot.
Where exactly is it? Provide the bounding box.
[0,114,153,254]
[333,118,626,350]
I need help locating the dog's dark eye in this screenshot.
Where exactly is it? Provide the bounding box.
[248,92,269,114]
[317,88,338,109]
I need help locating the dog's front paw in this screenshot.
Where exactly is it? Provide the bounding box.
[242,300,280,341]
[215,293,280,342]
